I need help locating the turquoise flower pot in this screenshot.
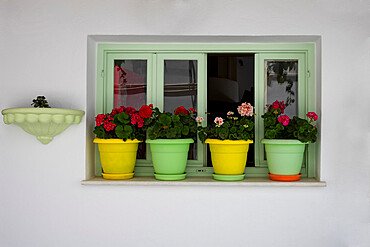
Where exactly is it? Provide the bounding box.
[261,139,307,175]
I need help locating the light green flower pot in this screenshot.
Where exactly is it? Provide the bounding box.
[147,139,194,180]
[261,139,307,175]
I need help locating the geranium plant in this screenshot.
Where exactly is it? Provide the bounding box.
[197,102,255,142]
[147,106,197,140]
[262,100,318,143]
[93,104,153,141]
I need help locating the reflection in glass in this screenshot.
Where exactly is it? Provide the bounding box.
[265,60,298,118]
[114,60,147,159]
[164,60,197,160]
[114,60,147,109]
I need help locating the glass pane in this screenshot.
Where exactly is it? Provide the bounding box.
[164,60,197,113]
[207,54,255,167]
[114,60,147,159]
[265,60,298,118]
[164,60,197,160]
[114,60,147,109]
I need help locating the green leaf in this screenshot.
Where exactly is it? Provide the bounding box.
[117,112,130,123]
[172,115,180,122]
[182,126,189,136]
[159,113,172,126]
[166,128,177,138]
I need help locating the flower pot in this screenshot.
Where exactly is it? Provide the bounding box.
[205,139,253,181]
[93,138,141,180]
[261,139,307,180]
[147,139,194,181]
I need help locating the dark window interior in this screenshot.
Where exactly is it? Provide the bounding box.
[207,54,255,167]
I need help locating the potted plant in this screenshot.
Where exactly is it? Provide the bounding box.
[2,96,84,144]
[93,104,152,180]
[197,102,254,181]
[261,100,318,181]
[146,106,197,181]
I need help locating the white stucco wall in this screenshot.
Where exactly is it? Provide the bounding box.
[1,1,369,246]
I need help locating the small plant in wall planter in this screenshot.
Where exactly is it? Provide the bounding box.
[1,96,84,144]
[261,100,318,181]
[197,102,255,181]
[146,106,197,181]
[31,96,51,108]
[93,105,153,180]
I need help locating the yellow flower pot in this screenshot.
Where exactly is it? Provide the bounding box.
[205,139,253,180]
[93,138,141,179]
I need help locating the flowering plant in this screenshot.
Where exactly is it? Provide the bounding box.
[93,104,153,141]
[147,106,197,140]
[197,102,255,142]
[261,100,318,143]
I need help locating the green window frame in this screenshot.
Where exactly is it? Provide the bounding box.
[96,43,316,178]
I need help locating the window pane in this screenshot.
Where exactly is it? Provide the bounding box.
[114,60,147,159]
[163,60,197,113]
[114,60,147,109]
[265,60,298,117]
[163,60,197,160]
[207,54,255,167]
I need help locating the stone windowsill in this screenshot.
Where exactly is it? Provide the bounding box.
[82,176,326,187]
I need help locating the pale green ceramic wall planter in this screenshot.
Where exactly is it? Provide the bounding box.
[261,139,307,176]
[147,139,194,181]
[2,108,85,144]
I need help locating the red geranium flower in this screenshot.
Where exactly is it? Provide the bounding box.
[174,106,188,115]
[111,106,125,116]
[103,120,116,131]
[131,113,144,126]
[306,112,318,121]
[95,114,106,126]
[139,105,153,118]
[125,107,136,115]
[277,115,290,126]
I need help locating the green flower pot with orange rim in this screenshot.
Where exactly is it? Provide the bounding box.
[261,139,307,181]
[94,138,141,179]
[205,139,253,181]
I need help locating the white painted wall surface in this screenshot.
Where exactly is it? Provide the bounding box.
[0,1,369,246]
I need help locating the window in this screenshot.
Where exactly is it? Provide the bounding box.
[96,43,316,178]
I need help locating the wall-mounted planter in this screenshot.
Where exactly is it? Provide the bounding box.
[2,108,85,144]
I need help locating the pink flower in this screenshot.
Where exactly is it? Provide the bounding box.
[277,115,290,126]
[306,112,318,122]
[227,111,234,116]
[214,117,224,126]
[196,116,204,124]
[237,102,254,116]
